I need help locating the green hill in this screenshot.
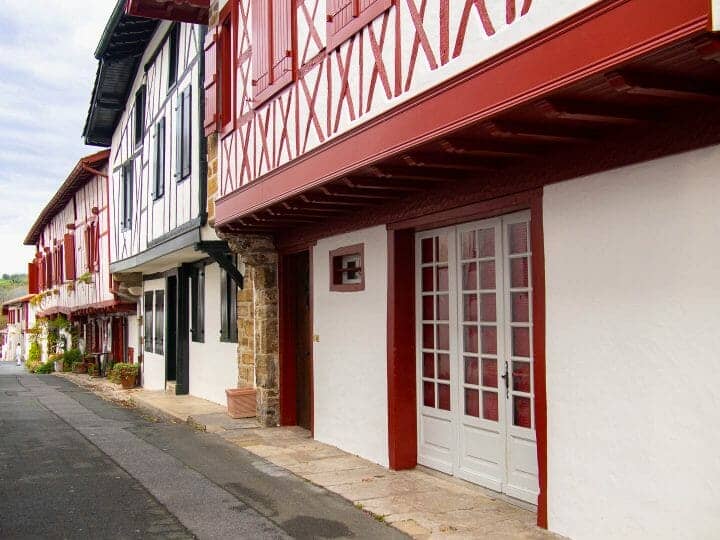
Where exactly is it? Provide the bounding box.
[0,274,28,304]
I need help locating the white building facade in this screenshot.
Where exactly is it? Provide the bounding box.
[83,0,241,404]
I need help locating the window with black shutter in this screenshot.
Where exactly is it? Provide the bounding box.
[144,291,153,353]
[176,86,192,181]
[168,24,180,89]
[220,265,237,343]
[191,265,205,343]
[154,117,166,199]
[122,161,134,229]
[134,86,146,147]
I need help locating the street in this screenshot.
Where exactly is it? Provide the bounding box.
[0,361,406,539]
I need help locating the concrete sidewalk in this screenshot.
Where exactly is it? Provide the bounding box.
[56,372,556,539]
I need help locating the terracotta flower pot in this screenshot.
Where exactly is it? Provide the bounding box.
[120,373,136,389]
[226,387,257,419]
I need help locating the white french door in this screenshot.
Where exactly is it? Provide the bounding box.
[416,211,538,504]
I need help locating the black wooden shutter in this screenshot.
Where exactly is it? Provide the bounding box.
[154,118,165,198]
[182,87,192,179]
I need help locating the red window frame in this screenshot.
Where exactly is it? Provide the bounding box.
[329,243,365,292]
[326,0,393,51]
[252,0,296,106]
[85,221,100,274]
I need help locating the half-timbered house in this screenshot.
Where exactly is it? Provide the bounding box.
[23,150,134,362]
[83,0,243,405]
[201,0,720,537]
[1,294,34,362]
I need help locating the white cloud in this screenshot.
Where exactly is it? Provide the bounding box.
[0,0,117,273]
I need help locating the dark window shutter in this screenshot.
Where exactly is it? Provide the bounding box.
[134,86,146,147]
[182,87,192,179]
[252,0,271,97]
[84,227,91,272]
[154,118,166,198]
[46,252,53,287]
[64,234,76,281]
[28,261,39,294]
[169,24,179,88]
[123,162,134,228]
[203,28,219,136]
[92,223,100,272]
[271,0,294,86]
[144,291,153,353]
[191,266,205,343]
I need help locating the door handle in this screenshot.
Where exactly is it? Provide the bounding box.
[501,361,509,399]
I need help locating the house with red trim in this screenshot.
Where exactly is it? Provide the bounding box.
[1,294,34,361]
[118,0,720,537]
[23,151,135,361]
[82,0,244,404]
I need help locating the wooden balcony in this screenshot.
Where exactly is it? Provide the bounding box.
[125,0,209,25]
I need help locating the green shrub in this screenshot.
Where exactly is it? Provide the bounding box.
[35,360,54,374]
[25,342,42,373]
[62,349,82,372]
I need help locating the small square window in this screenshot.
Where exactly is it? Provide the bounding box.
[330,244,365,292]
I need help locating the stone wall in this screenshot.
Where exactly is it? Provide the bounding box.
[223,234,280,427]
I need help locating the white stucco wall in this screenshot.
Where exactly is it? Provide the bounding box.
[142,279,166,390]
[313,225,389,466]
[544,145,720,539]
[189,262,239,405]
[127,313,139,364]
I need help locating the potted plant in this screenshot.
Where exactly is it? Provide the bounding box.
[62,349,82,373]
[72,361,87,374]
[49,353,63,373]
[87,363,97,377]
[114,363,139,389]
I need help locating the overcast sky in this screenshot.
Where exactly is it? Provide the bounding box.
[0,0,117,274]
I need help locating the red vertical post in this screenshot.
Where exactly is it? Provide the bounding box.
[387,228,417,470]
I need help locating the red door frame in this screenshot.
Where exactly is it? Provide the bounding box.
[279,246,315,435]
[386,189,548,527]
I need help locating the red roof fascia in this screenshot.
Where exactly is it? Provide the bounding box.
[125,0,209,24]
[24,150,110,246]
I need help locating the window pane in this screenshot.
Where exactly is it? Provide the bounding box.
[512,327,531,358]
[482,358,498,388]
[480,326,497,355]
[421,238,434,263]
[511,292,530,323]
[479,293,496,322]
[422,267,434,292]
[422,353,434,378]
[478,228,495,257]
[422,325,434,349]
[461,231,476,259]
[464,357,478,385]
[436,266,448,292]
[435,236,448,263]
[436,294,449,321]
[483,391,499,422]
[437,354,450,381]
[479,261,495,289]
[510,257,529,288]
[513,361,532,393]
[423,381,435,407]
[462,262,477,290]
[436,324,449,351]
[155,290,165,355]
[514,396,532,428]
[463,325,478,354]
[422,295,434,321]
[438,384,451,411]
[465,388,479,417]
[144,292,153,353]
[508,222,528,254]
[463,294,477,322]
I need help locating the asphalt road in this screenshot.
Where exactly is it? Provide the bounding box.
[0,361,407,539]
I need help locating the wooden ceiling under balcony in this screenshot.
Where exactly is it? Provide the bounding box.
[219,34,720,236]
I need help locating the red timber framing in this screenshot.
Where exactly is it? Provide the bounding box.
[215,0,712,225]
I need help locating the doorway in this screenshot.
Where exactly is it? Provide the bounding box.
[415,211,539,504]
[280,250,313,431]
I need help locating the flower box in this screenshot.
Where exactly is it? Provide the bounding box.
[226,387,257,419]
